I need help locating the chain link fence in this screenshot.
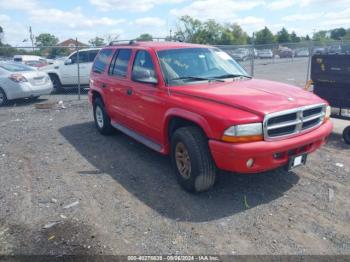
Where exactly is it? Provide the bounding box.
[0,40,349,103]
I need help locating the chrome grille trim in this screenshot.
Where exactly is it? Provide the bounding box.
[263,103,326,141]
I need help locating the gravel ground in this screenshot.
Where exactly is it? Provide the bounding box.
[0,96,349,255]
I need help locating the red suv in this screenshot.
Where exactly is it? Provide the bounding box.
[88,41,333,192]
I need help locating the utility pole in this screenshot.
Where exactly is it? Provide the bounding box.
[29,26,34,51]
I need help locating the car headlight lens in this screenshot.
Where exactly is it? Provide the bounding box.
[325,105,331,121]
[222,123,263,143]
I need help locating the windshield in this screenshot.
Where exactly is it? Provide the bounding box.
[157,48,249,86]
[0,63,35,72]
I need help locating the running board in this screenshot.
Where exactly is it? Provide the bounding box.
[111,122,162,152]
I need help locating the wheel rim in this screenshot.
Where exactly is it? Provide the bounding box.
[95,106,104,128]
[175,142,191,179]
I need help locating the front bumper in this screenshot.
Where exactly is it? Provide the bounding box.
[208,120,333,173]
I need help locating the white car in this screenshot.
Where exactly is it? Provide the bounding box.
[0,62,53,106]
[39,48,100,92]
[257,49,274,59]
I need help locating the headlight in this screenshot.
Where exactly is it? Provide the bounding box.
[325,105,331,120]
[222,123,263,143]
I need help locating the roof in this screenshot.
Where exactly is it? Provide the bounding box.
[108,41,211,51]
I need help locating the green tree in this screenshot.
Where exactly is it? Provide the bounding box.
[276,27,291,43]
[89,37,106,47]
[312,30,329,42]
[174,15,204,43]
[330,28,346,40]
[136,33,153,41]
[290,31,300,42]
[254,27,275,45]
[0,26,3,45]
[35,33,59,48]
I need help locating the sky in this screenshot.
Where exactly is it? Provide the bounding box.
[0,0,350,46]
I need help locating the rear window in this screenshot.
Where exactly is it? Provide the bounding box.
[14,58,22,62]
[0,63,35,72]
[92,49,114,74]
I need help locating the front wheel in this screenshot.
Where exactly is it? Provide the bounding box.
[49,74,63,93]
[343,126,350,144]
[171,126,216,193]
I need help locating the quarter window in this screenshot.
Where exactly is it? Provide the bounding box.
[92,49,114,73]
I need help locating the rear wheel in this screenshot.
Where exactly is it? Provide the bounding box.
[343,126,350,145]
[171,126,216,193]
[93,98,114,135]
[49,74,63,93]
[0,88,8,106]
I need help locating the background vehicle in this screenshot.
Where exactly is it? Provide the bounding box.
[13,55,49,68]
[278,47,294,58]
[89,41,332,193]
[295,48,309,57]
[257,49,273,59]
[40,48,100,91]
[327,45,342,55]
[230,48,250,61]
[0,62,53,106]
[313,47,326,55]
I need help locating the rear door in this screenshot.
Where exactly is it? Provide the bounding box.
[103,48,133,125]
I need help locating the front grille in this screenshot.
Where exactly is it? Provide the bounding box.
[263,104,325,140]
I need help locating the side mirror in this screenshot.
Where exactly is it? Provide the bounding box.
[132,69,158,85]
[64,59,72,65]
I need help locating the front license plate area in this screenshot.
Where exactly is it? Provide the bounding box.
[287,154,307,171]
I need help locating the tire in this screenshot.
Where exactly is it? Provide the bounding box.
[0,88,8,106]
[49,74,63,93]
[343,126,350,145]
[171,126,216,193]
[93,98,114,135]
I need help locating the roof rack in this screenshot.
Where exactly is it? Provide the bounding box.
[108,37,184,46]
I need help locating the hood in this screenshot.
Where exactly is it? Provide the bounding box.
[171,79,325,116]
[39,60,62,71]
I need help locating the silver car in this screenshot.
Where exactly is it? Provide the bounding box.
[0,62,53,106]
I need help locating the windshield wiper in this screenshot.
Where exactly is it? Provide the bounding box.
[212,74,252,79]
[170,76,224,82]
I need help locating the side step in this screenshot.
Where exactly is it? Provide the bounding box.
[111,122,162,152]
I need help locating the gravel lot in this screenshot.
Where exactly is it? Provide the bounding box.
[0,60,349,255]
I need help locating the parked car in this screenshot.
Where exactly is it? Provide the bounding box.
[279,47,294,58]
[0,62,53,106]
[327,45,342,55]
[89,41,332,192]
[13,55,48,68]
[40,48,100,91]
[313,47,326,55]
[295,48,309,57]
[257,49,273,59]
[341,44,350,54]
[230,48,250,61]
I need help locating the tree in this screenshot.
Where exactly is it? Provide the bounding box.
[290,31,300,42]
[254,27,275,45]
[35,33,59,48]
[305,34,310,41]
[0,26,3,45]
[89,37,106,47]
[276,27,291,43]
[312,30,329,42]
[174,15,204,43]
[330,28,346,40]
[136,33,153,41]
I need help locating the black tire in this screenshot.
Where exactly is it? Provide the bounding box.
[93,98,114,135]
[0,88,8,106]
[343,126,350,145]
[171,126,216,193]
[49,74,63,93]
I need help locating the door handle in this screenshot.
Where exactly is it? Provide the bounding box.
[127,89,133,95]
[101,83,107,88]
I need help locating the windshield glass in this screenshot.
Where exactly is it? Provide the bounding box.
[0,63,35,72]
[157,48,249,86]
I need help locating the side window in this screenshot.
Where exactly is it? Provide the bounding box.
[132,50,156,81]
[78,51,89,63]
[89,50,99,62]
[92,49,114,74]
[69,52,77,64]
[109,49,132,77]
